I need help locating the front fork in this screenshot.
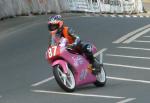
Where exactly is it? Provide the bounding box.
[94,48,107,65]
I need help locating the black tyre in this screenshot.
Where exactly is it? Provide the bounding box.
[94,65,106,87]
[53,65,76,92]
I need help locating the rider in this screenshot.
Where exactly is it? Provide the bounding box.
[47,15,101,74]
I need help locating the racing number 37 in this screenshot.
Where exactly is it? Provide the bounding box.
[47,46,60,59]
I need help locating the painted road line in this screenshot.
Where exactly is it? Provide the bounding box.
[134,40,150,42]
[94,48,108,57]
[31,73,150,87]
[117,46,150,51]
[106,54,150,60]
[94,48,108,64]
[104,63,150,70]
[143,36,150,37]
[123,28,150,44]
[32,75,150,87]
[125,15,130,18]
[31,90,125,99]
[117,98,136,103]
[132,15,137,18]
[112,24,150,44]
[118,15,124,18]
[139,15,144,18]
[31,76,54,87]
[111,15,116,17]
[107,76,150,84]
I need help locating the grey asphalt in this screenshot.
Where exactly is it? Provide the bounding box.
[0,14,150,103]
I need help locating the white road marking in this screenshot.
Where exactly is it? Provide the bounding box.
[104,63,150,70]
[125,15,130,18]
[132,15,137,18]
[116,98,136,103]
[123,28,150,43]
[32,75,150,87]
[118,15,124,18]
[31,90,125,99]
[106,54,150,60]
[107,76,150,84]
[94,48,107,57]
[112,24,150,43]
[143,36,150,37]
[134,40,150,43]
[139,15,144,18]
[31,65,150,87]
[111,15,116,17]
[31,76,54,87]
[117,46,150,51]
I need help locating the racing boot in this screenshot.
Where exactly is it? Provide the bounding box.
[91,58,102,75]
[84,46,102,75]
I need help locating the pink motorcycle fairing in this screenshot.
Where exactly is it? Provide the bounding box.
[51,60,68,74]
[46,39,97,86]
[91,44,97,54]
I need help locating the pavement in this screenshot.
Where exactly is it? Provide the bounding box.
[0,1,150,21]
[143,1,150,15]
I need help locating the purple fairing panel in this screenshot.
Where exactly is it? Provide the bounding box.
[60,49,97,86]
[92,44,97,54]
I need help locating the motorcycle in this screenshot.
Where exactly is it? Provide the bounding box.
[45,38,106,92]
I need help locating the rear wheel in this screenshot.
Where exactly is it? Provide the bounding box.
[53,65,76,92]
[94,65,106,87]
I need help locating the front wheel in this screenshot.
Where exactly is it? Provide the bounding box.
[53,65,76,92]
[94,65,106,87]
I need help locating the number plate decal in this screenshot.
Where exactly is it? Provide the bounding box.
[47,46,60,59]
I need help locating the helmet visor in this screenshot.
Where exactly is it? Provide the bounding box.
[48,23,59,31]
